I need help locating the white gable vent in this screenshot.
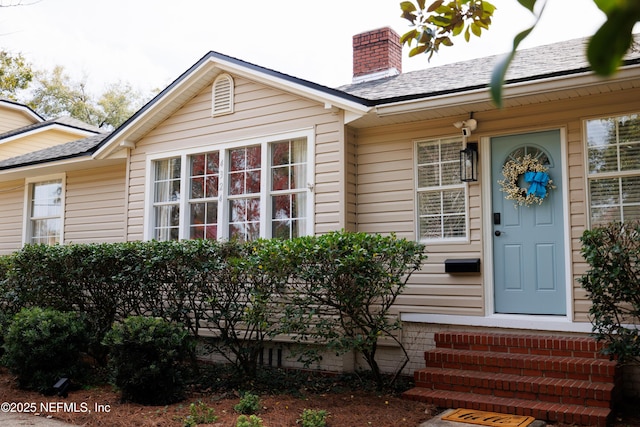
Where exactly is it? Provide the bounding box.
[212,73,234,116]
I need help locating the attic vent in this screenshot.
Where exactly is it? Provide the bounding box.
[212,74,234,116]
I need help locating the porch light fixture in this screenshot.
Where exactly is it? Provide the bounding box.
[460,142,478,182]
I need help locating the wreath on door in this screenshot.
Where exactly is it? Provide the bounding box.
[498,154,555,207]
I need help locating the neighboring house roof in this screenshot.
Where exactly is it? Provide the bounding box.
[0,99,44,122]
[0,133,109,171]
[0,115,102,143]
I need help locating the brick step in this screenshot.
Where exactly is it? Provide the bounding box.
[414,367,614,408]
[435,331,610,359]
[402,387,611,427]
[426,348,617,383]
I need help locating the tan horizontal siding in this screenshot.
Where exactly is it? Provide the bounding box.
[0,109,34,134]
[353,85,640,319]
[0,180,24,255]
[65,164,126,244]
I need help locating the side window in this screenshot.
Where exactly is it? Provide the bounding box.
[416,137,468,241]
[152,157,181,241]
[270,138,308,239]
[26,178,64,244]
[586,113,640,227]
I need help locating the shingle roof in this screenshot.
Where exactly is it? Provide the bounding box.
[338,35,640,103]
[0,133,110,170]
[0,116,102,141]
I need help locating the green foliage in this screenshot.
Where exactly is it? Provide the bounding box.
[0,50,33,100]
[198,238,291,377]
[236,414,264,427]
[2,307,89,393]
[279,232,426,389]
[297,409,328,427]
[400,0,496,59]
[233,392,261,415]
[182,401,218,427]
[26,65,146,129]
[579,221,640,362]
[0,232,426,387]
[102,316,195,405]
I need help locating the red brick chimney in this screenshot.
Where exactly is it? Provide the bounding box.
[352,27,402,83]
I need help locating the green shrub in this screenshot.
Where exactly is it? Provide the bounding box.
[2,307,89,392]
[236,414,264,427]
[280,231,426,388]
[102,316,194,405]
[233,392,261,415]
[182,400,218,427]
[298,409,328,427]
[580,221,640,362]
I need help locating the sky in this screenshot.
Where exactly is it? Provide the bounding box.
[0,0,629,96]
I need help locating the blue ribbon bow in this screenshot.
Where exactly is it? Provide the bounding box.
[524,171,550,198]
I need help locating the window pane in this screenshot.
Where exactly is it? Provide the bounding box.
[205,175,219,198]
[590,178,619,207]
[443,215,466,238]
[191,177,204,199]
[247,145,261,169]
[191,154,205,176]
[229,172,244,195]
[419,217,442,240]
[443,189,465,214]
[418,192,441,216]
[441,161,460,185]
[417,164,440,187]
[591,206,620,228]
[620,143,640,171]
[31,181,62,218]
[272,166,289,191]
[417,142,438,164]
[622,176,640,204]
[246,170,261,193]
[31,218,60,244]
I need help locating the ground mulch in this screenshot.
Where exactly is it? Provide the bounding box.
[0,367,435,426]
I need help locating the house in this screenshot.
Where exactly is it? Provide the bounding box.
[1,27,639,425]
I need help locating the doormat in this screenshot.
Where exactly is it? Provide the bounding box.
[441,409,535,427]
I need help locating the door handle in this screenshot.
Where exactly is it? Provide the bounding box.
[494,230,502,236]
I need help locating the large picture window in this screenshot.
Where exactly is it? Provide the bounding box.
[586,113,640,227]
[26,177,64,245]
[149,134,313,241]
[416,137,467,241]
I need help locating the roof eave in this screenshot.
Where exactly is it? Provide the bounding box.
[372,63,640,117]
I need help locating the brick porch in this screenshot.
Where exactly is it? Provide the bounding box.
[402,331,620,426]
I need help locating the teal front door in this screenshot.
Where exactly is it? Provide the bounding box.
[491,130,566,315]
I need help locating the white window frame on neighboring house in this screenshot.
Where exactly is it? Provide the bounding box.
[586,112,640,227]
[23,174,66,245]
[145,129,315,241]
[415,136,469,243]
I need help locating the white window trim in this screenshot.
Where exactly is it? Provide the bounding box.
[22,173,66,246]
[414,137,470,244]
[144,129,315,241]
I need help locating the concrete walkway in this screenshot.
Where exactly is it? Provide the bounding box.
[0,412,74,426]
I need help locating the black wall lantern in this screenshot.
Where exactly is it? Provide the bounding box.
[460,142,478,182]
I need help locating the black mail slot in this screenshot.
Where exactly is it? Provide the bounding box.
[444,258,481,273]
